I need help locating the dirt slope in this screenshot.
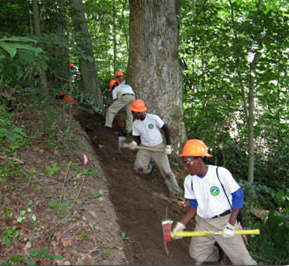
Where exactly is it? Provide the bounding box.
[0,103,127,265]
[75,108,194,264]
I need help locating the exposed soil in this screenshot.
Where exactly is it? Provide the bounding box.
[74,108,195,265]
[0,100,197,265]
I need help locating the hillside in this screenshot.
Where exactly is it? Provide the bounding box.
[0,99,194,265]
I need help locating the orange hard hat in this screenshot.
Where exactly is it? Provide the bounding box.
[109,80,119,90]
[130,99,147,112]
[180,139,213,158]
[116,71,124,77]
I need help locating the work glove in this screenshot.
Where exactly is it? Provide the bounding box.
[223,222,235,238]
[172,222,186,239]
[165,145,172,155]
[127,141,138,150]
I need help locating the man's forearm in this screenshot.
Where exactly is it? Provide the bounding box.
[181,208,196,225]
[228,208,240,225]
[161,124,171,145]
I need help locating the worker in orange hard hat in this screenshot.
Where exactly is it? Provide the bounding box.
[104,81,135,134]
[126,99,182,197]
[115,71,125,85]
[172,139,256,265]
[109,79,120,92]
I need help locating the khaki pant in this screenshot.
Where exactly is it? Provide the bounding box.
[189,214,257,265]
[134,143,182,195]
[105,94,135,133]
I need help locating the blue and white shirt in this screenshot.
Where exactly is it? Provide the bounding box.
[184,165,243,218]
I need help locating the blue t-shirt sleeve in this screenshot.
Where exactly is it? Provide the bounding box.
[231,188,244,208]
[189,199,198,209]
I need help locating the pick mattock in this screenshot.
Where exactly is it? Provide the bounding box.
[118,136,164,152]
[161,219,260,256]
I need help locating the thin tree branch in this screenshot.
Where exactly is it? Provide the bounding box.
[0,155,24,164]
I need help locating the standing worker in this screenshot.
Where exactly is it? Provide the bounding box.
[126,99,182,197]
[172,139,257,265]
[104,83,135,135]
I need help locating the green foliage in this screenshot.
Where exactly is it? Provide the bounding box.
[84,0,129,77]
[249,210,289,265]
[28,247,63,262]
[88,169,102,179]
[0,37,42,58]
[239,180,277,210]
[63,83,105,114]
[45,164,60,177]
[1,255,23,266]
[273,189,289,209]
[121,231,133,243]
[0,160,25,182]
[101,249,111,255]
[1,226,20,247]
[79,231,90,241]
[180,0,288,191]
[238,180,289,264]
[0,36,47,88]
[16,210,26,223]
[0,104,26,144]
[1,247,63,266]
[47,200,70,215]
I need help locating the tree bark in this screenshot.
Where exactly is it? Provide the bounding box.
[112,0,117,73]
[32,0,48,95]
[53,0,70,88]
[128,0,186,149]
[70,0,103,108]
[247,0,263,184]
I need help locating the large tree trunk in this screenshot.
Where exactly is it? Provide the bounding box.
[127,0,186,149]
[70,0,103,108]
[32,0,48,95]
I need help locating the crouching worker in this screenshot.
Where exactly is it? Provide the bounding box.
[104,83,135,135]
[126,99,182,197]
[173,139,257,265]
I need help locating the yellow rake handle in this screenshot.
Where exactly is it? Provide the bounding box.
[171,229,260,238]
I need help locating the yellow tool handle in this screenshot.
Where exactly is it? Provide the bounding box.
[171,229,260,237]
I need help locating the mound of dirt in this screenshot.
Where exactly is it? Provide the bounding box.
[75,108,195,264]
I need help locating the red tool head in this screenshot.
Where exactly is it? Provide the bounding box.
[162,220,173,242]
[162,219,173,255]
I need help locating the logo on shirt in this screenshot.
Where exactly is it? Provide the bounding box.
[148,123,154,129]
[210,186,220,196]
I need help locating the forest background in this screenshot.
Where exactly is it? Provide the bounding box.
[0,0,288,265]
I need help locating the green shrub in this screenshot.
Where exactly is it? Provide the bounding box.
[249,210,289,265]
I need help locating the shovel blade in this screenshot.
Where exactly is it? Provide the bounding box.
[118,136,127,151]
